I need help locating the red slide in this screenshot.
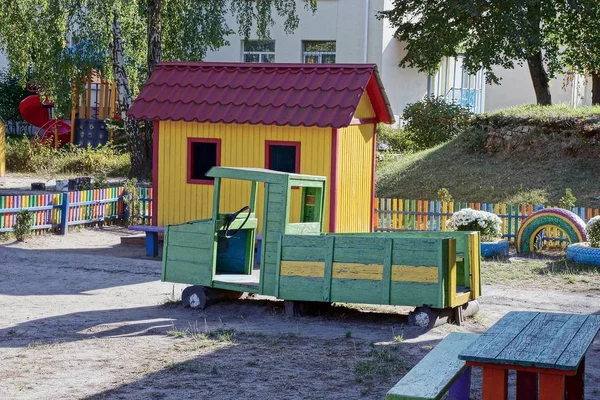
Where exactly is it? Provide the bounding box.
[19,95,71,146]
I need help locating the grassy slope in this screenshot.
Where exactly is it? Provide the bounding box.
[376,132,600,207]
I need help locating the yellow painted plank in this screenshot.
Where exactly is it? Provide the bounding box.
[280,261,325,278]
[391,265,439,283]
[332,262,383,280]
[353,91,376,119]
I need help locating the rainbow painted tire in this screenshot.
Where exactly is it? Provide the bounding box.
[566,243,600,266]
[516,208,587,254]
[481,240,509,257]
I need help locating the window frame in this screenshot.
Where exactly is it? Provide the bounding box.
[242,40,275,63]
[187,138,221,185]
[302,41,336,64]
[265,140,301,174]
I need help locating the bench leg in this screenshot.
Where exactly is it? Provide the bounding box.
[482,367,508,400]
[146,232,159,257]
[448,366,471,400]
[516,371,538,399]
[565,358,585,400]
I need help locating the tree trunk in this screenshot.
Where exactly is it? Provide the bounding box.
[147,0,162,78]
[526,52,552,106]
[592,72,600,105]
[145,0,163,178]
[110,10,150,179]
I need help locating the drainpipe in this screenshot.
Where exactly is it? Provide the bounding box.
[364,0,369,62]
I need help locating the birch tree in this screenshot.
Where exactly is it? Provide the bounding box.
[0,0,316,178]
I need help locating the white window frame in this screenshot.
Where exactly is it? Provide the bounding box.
[242,40,275,63]
[302,41,336,64]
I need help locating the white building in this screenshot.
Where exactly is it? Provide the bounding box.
[204,0,592,119]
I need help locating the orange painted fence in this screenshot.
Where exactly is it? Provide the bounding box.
[374,198,600,244]
[0,187,152,234]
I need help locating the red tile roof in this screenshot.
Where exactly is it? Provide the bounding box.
[128,62,393,128]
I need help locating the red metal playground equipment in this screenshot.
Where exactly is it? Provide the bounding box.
[18,77,117,148]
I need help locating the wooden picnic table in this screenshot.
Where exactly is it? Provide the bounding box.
[459,311,600,400]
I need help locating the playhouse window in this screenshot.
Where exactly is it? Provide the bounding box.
[243,40,275,63]
[303,41,336,64]
[266,141,300,173]
[188,139,220,184]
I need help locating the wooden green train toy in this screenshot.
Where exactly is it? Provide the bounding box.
[162,167,481,327]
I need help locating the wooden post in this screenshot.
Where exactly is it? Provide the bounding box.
[539,374,565,400]
[59,192,69,235]
[482,367,508,400]
[565,358,585,400]
[516,371,538,399]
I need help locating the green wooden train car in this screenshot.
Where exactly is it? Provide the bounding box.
[162,167,480,326]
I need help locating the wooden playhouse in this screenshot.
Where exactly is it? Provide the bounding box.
[128,62,394,233]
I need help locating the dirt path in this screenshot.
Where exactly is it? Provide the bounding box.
[1,228,599,399]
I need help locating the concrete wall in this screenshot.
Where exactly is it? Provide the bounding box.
[202,0,429,119]
[484,65,582,111]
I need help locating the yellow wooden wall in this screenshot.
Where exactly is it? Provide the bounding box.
[334,92,376,232]
[0,120,5,178]
[336,123,374,232]
[157,121,332,231]
[354,91,377,119]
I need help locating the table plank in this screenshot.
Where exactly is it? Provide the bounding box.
[555,315,600,370]
[495,313,587,369]
[458,311,538,363]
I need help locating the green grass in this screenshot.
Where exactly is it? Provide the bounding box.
[354,345,407,395]
[482,257,600,290]
[480,104,600,120]
[376,130,600,207]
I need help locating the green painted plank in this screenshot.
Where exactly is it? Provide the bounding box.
[390,282,442,308]
[165,245,213,265]
[333,248,385,264]
[286,222,321,235]
[288,179,324,188]
[322,236,335,302]
[458,311,539,363]
[555,315,600,370]
[381,239,393,305]
[274,236,283,298]
[334,236,388,250]
[282,235,329,248]
[278,276,326,301]
[330,279,383,304]
[495,313,584,369]
[166,231,214,249]
[274,275,310,299]
[163,260,212,286]
[206,167,289,184]
[212,280,260,293]
[386,333,479,400]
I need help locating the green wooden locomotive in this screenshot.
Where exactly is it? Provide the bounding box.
[162,167,480,327]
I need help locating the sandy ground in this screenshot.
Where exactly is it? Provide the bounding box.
[0,228,599,399]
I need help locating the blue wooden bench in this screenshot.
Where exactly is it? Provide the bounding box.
[129,225,164,257]
[386,332,478,400]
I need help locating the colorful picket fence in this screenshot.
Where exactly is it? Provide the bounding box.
[374,198,600,244]
[0,186,152,233]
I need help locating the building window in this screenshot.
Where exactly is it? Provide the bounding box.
[265,141,300,173]
[242,40,275,63]
[303,41,336,64]
[187,138,221,184]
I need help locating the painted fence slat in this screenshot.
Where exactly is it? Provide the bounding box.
[0,186,153,234]
[374,198,600,244]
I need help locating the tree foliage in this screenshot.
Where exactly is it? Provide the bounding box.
[0,0,316,177]
[378,0,561,105]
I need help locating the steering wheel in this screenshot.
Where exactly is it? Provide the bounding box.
[223,205,252,238]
